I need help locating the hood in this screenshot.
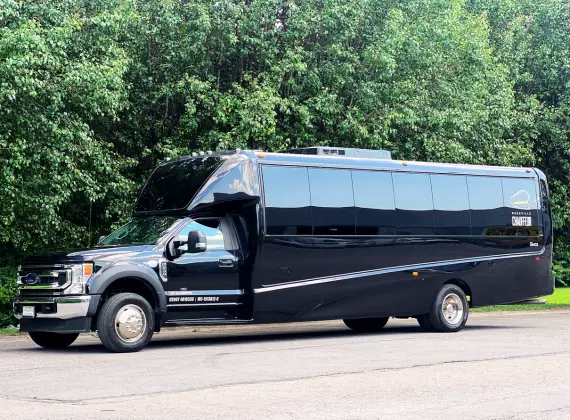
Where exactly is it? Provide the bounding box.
[22,245,156,266]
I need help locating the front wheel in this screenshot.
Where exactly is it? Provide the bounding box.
[343,317,389,332]
[29,332,79,349]
[97,293,154,353]
[426,284,469,332]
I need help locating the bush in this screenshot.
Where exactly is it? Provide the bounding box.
[0,266,18,328]
[552,238,570,287]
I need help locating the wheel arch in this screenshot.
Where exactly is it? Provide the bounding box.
[87,263,167,315]
[100,277,160,309]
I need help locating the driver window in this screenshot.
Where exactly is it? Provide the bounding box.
[178,219,226,251]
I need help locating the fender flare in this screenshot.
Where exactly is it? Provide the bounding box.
[87,262,167,315]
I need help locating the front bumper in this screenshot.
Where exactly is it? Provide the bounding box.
[13,295,99,333]
[13,296,91,320]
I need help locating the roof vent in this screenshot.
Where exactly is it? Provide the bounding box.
[279,147,391,160]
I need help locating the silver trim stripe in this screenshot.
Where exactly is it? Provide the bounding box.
[165,289,243,296]
[254,250,545,294]
[259,160,536,178]
[167,303,240,307]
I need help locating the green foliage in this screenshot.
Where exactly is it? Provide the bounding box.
[1,0,570,325]
[0,265,17,328]
[0,0,134,255]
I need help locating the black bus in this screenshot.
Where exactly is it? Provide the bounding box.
[14,147,554,352]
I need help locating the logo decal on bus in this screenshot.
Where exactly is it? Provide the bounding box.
[512,216,532,226]
[510,190,531,210]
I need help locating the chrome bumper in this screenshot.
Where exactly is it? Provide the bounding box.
[13,296,91,320]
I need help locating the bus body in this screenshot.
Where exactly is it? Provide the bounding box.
[14,148,554,352]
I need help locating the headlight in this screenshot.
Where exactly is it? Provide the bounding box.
[71,263,93,283]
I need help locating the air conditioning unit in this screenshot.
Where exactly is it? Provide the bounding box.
[279,147,392,160]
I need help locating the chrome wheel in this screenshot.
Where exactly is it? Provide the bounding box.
[114,304,147,343]
[441,293,464,326]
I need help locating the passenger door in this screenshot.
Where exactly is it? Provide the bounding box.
[165,217,242,307]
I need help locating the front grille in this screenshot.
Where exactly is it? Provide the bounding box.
[17,265,71,294]
[19,288,65,296]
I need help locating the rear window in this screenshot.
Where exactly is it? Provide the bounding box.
[135,157,224,213]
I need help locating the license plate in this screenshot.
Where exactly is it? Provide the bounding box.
[22,306,35,318]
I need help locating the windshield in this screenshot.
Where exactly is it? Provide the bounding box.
[98,217,181,246]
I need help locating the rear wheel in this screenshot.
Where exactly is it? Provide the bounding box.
[97,293,154,353]
[29,332,79,349]
[343,317,389,332]
[426,284,469,332]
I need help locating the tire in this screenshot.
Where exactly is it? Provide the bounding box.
[427,284,469,333]
[29,332,79,349]
[416,314,434,332]
[343,317,389,332]
[97,293,154,353]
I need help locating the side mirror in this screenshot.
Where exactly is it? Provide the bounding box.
[98,235,106,244]
[166,231,207,260]
[187,230,207,253]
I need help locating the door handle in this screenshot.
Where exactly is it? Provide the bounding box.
[219,258,234,268]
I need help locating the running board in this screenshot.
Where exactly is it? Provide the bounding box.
[165,318,253,326]
[505,298,547,305]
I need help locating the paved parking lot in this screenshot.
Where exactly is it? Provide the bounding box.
[1,310,570,420]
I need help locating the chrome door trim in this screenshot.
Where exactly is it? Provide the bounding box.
[165,289,244,296]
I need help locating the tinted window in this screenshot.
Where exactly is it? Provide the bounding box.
[501,178,538,211]
[467,176,504,235]
[392,173,434,235]
[263,166,312,235]
[431,174,470,235]
[189,157,258,210]
[352,170,396,235]
[502,177,539,236]
[135,157,224,213]
[308,168,355,235]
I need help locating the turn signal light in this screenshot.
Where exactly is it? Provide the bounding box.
[83,264,93,276]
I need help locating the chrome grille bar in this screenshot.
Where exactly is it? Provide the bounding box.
[17,265,72,292]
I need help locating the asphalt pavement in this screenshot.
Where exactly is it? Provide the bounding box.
[1,310,569,420]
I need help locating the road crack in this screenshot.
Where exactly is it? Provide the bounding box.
[2,350,568,406]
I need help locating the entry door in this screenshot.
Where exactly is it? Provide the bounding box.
[165,217,241,306]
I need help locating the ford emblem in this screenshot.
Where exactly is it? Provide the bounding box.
[25,273,39,285]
